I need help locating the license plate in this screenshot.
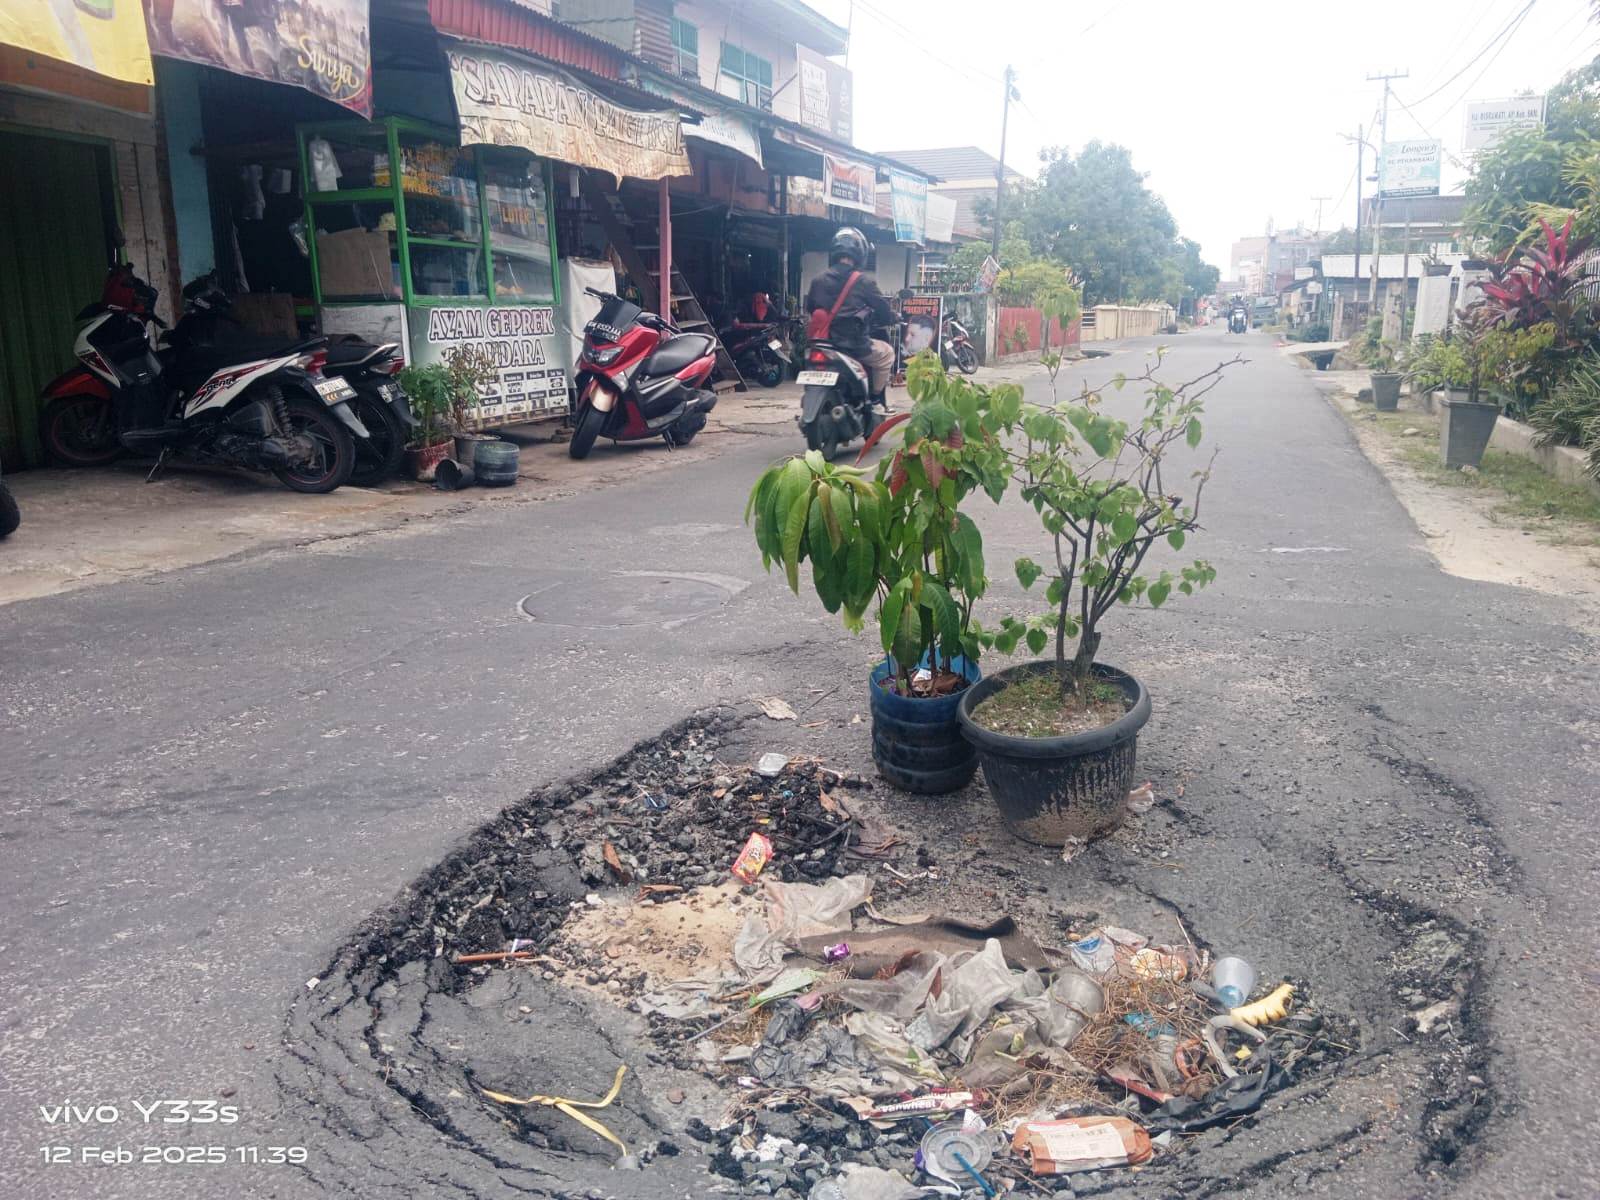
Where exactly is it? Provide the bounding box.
[378,382,402,401]
[768,339,783,351]
[797,371,838,386]
[315,377,356,402]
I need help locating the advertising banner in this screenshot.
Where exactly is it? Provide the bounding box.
[900,294,943,365]
[144,0,369,114]
[824,153,876,213]
[925,193,956,244]
[889,170,927,244]
[1379,139,1441,198]
[409,304,569,421]
[448,43,689,182]
[682,108,763,167]
[0,0,152,84]
[796,44,852,143]
[1464,96,1545,152]
[975,255,1001,294]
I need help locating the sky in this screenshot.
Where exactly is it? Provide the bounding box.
[806,0,1600,271]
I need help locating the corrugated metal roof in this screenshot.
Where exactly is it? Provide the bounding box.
[1319,253,1467,280]
[429,0,626,78]
[876,145,1024,184]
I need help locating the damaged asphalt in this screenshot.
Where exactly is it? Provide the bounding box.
[3,326,1598,1198]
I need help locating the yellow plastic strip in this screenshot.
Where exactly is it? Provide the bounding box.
[481,1065,630,1156]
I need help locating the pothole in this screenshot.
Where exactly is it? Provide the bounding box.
[517,571,747,629]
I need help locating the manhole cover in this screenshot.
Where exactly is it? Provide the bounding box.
[517,571,743,628]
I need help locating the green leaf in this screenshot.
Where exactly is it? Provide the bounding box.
[1111,512,1137,544]
[953,513,985,597]
[1148,577,1171,608]
[844,535,875,612]
[1168,529,1186,550]
[804,448,825,472]
[922,579,963,654]
[816,481,844,550]
[781,486,811,593]
[1186,417,1202,449]
[1025,627,1048,655]
[880,579,911,656]
[1045,577,1065,605]
[828,481,855,547]
[1015,556,1043,590]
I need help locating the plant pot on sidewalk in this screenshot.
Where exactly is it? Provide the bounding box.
[1440,397,1500,470]
[454,432,499,469]
[1426,387,1468,416]
[404,439,452,481]
[1370,372,1402,411]
[958,661,1151,846]
[869,656,980,794]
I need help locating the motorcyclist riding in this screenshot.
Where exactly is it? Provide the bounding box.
[803,227,895,405]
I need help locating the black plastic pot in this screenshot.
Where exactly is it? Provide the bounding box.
[869,656,980,794]
[474,440,520,486]
[1370,372,1402,411]
[957,661,1151,846]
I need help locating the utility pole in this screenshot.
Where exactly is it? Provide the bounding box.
[1341,125,1366,315]
[1310,195,1330,236]
[1366,69,1407,307]
[992,65,1016,259]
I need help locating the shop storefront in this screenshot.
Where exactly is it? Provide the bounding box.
[298,116,568,423]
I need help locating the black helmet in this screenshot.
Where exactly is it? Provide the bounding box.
[829,226,870,268]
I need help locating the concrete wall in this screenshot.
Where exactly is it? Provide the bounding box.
[1081,305,1166,342]
[995,307,1080,361]
[672,0,804,126]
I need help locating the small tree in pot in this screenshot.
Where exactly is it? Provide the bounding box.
[958,349,1233,846]
[747,354,1020,792]
[395,363,455,480]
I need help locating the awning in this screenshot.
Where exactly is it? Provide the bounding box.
[0,0,152,111]
[446,40,690,181]
[635,76,762,169]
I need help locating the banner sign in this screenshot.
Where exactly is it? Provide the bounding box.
[448,43,689,182]
[889,170,927,244]
[1,0,152,84]
[975,255,1001,293]
[144,0,369,113]
[796,44,852,143]
[408,304,569,420]
[1464,96,1545,152]
[1379,139,1441,198]
[925,193,956,244]
[682,108,763,167]
[824,153,876,213]
[900,295,943,366]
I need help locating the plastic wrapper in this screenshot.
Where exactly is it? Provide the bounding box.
[1012,1116,1153,1174]
[906,939,1019,1050]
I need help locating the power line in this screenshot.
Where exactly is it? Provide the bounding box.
[1418,0,1509,93]
[1408,0,1537,108]
[846,0,1001,89]
[1428,0,1537,122]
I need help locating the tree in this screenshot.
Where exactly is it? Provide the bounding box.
[1173,237,1220,305]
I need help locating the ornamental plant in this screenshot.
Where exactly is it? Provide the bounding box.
[746,353,1020,694]
[987,351,1229,697]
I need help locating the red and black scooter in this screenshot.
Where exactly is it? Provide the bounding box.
[569,288,718,460]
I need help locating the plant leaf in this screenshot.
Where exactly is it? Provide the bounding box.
[1025,627,1048,654]
[1015,556,1043,589]
[1186,417,1202,449]
[781,486,811,594]
[1168,529,1186,550]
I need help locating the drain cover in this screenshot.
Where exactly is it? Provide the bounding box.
[517,572,742,629]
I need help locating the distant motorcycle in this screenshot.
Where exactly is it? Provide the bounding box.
[1228,307,1249,334]
[941,315,979,374]
[0,463,17,539]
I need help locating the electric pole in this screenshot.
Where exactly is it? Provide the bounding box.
[992,65,1016,259]
[1310,196,1330,236]
[1365,69,1407,307]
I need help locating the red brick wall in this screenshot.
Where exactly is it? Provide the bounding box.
[997,307,1080,358]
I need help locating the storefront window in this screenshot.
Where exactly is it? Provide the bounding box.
[306,132,388,194]
[400,141,480,243]
[484,155,554,302]
[311,201,400,301]
[409,242,486,299]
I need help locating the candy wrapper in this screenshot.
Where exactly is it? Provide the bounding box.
[730,832,774,883]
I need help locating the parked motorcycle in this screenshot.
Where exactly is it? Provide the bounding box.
[569,288,719,460]
[0,463,17,539]
[941,315,979,374]
[319,339,416,486]
[39,266,368,493]
[719,308,794,389]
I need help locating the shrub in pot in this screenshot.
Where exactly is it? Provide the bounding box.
[395,364,455,480]
[958,350,1227,845]
[443,344,499,467]
[1440,305,1504,471]
[747,354,1019,793]
[1368,342,1402,411]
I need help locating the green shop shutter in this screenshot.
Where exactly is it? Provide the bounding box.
[0,130,115,469]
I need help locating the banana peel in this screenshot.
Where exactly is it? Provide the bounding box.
[1231,982,1295,1027]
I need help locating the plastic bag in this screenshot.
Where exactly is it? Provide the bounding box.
[906,939,1020,1050]
[832,951,944,1021]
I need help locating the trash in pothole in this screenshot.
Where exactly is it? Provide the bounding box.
[440,740,1356,1194]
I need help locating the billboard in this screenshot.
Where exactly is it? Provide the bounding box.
[1379,139,1441,198]
[796,44,852,144]
[823,153,876,213]
[889,170,927,244]
[1464,96,1546,152]
[0,0,152,84]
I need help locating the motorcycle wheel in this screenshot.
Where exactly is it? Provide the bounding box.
[0,482,18,539]
[805,422,840,462]
[348,393,405,487]
[42,395,121,467]
[568,401,607,460]
[955,344,979,375]
[274,398,355,493]
[757,359,784,389]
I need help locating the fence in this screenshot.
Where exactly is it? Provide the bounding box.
[995,307,1082,361]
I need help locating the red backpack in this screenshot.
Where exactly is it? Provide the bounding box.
[807,270,861,341]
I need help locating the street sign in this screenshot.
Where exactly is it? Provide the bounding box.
[1379,139,1441,198]
[1464,97,1546,152]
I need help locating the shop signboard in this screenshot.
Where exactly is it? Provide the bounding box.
[975,255,1001,294]
[408,304,569,421]
[145,0,370,114]
[824,153,876,213]
[0,0,152,83]
[925,193,956,244]
[1379,139,1441,198]
[900,295,943,365]
[796,45,852,143]
[1464,96,1545,152]
[682,109,763,168]
[889,170,927,245]
[447,43,689,182]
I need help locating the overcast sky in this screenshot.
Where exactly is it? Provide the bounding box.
[808,0,1599,270]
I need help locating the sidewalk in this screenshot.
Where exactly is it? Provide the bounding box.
[0,383,805,608]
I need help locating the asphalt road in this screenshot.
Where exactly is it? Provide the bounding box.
[3,326,1597,1198]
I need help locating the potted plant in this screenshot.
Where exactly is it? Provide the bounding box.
[395,364,454,481]
[1440,306,1504,470]
[1400,334,1469,414]
[956,351,1227,845]
[747,353,1019,793]
[444,345,500,468]
[1369,341,1402,411]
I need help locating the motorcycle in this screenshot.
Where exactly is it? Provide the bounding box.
[38,266,368,493]
[720,317,792,389]
[0,463,17,539]
[1228,307,1249,334]
[796,293,902,459]
[569,287,719,460]
[941,315,979,375]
